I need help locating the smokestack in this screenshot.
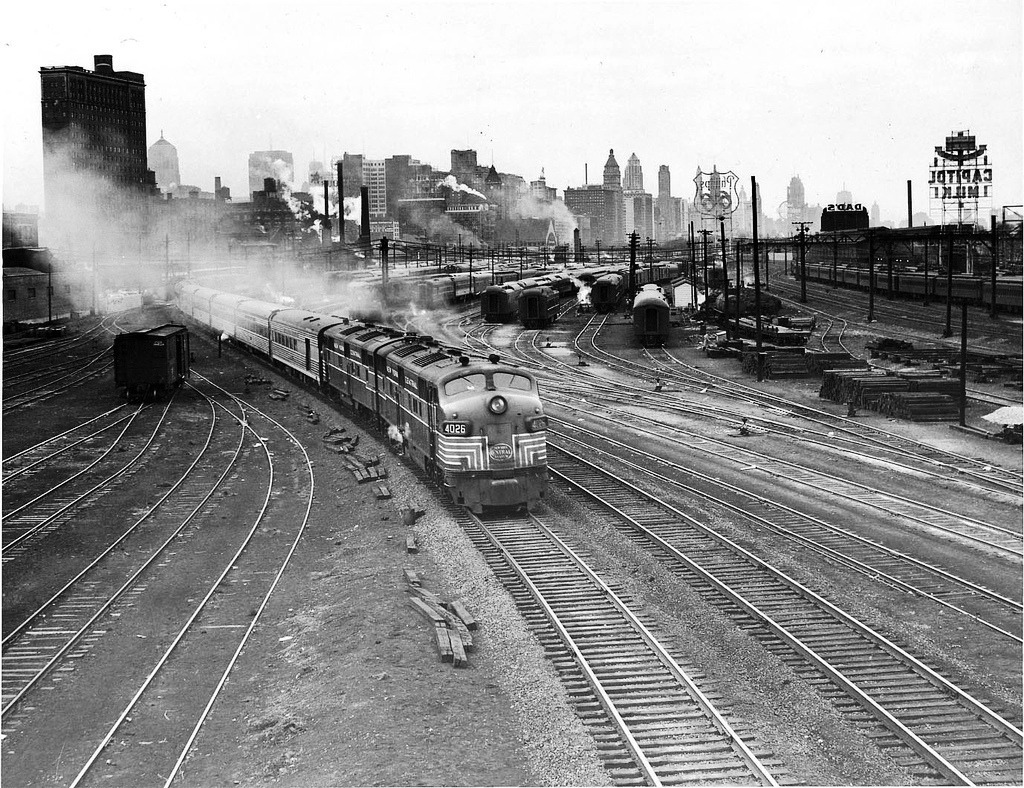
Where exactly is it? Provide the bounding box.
[323,182,331,247]
[359,186,371,258]
[335,160,345,243]
[94,54,113,72]
[574,228,582,262]
[585,163,588,185]
[907,180,913,228]
[360,186,370,239]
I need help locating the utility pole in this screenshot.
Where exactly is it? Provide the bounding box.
[792,221,812,303]
[959,301,968,426]
[886,235,894,299]
[698,228,712,296]
[923,233,930,306]
[751,176,764,382]
[646,237,653,285]
[688,222,697,307]
[867,228,876,323]
[734,242,742,338]
[832,232,839,288]
[943,226,954,337]
[990,215,999,319]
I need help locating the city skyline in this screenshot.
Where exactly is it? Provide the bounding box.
[3,0,1021,227]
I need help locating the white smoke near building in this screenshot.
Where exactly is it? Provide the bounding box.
[438,175,487,200]
[514,193,578,245]
[573,279,591,305]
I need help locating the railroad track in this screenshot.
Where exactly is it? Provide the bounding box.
[1,375,316,788]
[1,398,173,561]
[1,405,132,483]
[459,507,781,786]
[545,397,1022,560]
[546,426,1022,643]
[542,444,1023,784]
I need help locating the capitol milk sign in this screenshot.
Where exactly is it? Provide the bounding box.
[928,130,992,226]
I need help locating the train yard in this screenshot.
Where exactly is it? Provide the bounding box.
[2,264,1021,786]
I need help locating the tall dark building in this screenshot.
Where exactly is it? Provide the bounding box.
[40,54,149,221]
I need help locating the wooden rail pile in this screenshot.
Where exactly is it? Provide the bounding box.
[819,369,900,404]
[875,392,960,421]
[804,351,870,376]
[404,570,477,668]
[764,351,814,380]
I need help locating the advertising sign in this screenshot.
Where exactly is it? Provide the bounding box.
[694,167,740,219]
[928,131,992,226]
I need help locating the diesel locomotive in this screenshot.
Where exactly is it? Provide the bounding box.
[175,281,548,512]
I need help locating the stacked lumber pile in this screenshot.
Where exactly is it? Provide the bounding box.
[740,350,764,376]
[404,570,477,668]
[764,351,814,380]
[804,351,870,376]
[819,369,894,404]
[876,392,959,421]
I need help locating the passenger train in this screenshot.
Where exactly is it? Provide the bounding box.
[175,281,548,512]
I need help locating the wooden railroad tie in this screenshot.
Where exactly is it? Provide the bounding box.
[404,572,477,668]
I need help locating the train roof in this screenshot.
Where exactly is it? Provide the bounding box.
[271,308,346,333]
[116,323,188,339]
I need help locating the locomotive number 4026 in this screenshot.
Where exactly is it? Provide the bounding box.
[441,421,470,436]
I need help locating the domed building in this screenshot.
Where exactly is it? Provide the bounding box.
[148,132,180,194]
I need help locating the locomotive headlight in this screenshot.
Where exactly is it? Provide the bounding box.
[487,395,508,415]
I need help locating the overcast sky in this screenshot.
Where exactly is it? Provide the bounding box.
[3,0,1021,224]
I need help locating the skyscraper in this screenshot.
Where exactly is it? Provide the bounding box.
[623,153,644,192]
[787,175,807,223]
[602,149,623,242]
[40,54,149,220]
[656,165,673,241]
[148,133,180,193]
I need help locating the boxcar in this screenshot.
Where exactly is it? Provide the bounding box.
[114,324,190,402]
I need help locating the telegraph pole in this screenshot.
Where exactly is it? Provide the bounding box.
[688,222,697,307]
[867,228,876,323]
[646,237,654,285]
[990,216,999,318]
[698,228,712,295]
[792,221,811,303]
[751,176,764,382]
[943,227,955,337]
[959,301,968,425]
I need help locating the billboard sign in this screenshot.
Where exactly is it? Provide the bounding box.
[928,130,992,226]
[694,167,739,219]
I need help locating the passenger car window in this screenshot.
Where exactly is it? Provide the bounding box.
[443,373,486,396]
[492,372,532,391]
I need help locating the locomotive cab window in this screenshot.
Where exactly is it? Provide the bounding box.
[443,373,486,396]
[492,372,532,391]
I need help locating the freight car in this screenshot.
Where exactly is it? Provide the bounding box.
[113,324,190,402]
[799,264,1022,313]
[590,273,627,313]
[519,286,560,328]
[632,285,671,346]
[175,282,547,512]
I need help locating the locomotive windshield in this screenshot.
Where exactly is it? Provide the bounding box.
[443,373,486,395]
[492,372,533,391]
[442,371,533,396]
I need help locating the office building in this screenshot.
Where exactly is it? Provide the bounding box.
[40,54,150,222]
